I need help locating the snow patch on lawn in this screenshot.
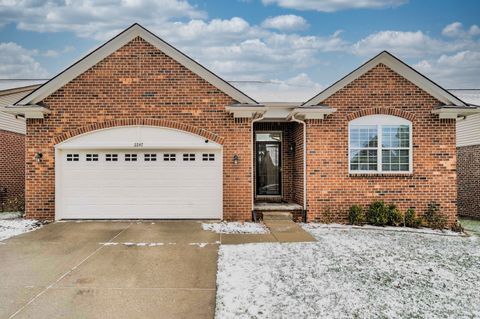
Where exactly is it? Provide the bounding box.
[216,227,480,318]
[302,223,462,237]
[202,222,269,234]
[0,219,41,241]
[0,212,23,220]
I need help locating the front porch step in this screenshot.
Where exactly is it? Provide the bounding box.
[262,212,293,221]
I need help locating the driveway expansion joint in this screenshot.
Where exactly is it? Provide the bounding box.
[7,222,133,319]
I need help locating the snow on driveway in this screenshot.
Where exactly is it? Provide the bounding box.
[216,225,480,318]
[0,217,41,241]
[202,222,269,234]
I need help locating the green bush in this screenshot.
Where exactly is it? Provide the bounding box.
[348,205,365,225]
[423,202,447,230]
[1,196,25,213]
[367,201,389,226]
[450,222,464,233]
[404,208,422,228]
[387,204,404,226]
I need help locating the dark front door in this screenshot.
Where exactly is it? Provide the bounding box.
[256,140,281,196]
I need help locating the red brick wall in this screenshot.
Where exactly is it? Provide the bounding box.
[292,122,304,206]
[25,37,252,220]
[0,129,25,207]
[457,145,480,219]
[306,64,457,225]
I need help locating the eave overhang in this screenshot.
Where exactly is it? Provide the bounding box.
[226,104,267,118]
[431,105,480,119]
[289,106,337,120]
[1,105,51,119]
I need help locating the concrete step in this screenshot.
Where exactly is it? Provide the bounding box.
[262,211,293,221]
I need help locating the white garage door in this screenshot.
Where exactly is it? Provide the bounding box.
[55,126,222,220]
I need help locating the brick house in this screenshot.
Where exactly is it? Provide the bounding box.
[3,24,479,224]
[0,83,41,210]
[454,90,480,219]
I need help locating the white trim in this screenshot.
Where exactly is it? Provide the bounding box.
[225,105,266,118]
[348,115,413,175]
[289,107,336,120]
[0,105,51,119]
[17,24,256,106]
[431,107,480,119]
[303,51,466,107]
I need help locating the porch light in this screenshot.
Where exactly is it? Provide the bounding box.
[233,154,239,165]
[35,152,43,163]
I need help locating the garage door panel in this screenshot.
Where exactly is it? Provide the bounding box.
[58,147,222,219]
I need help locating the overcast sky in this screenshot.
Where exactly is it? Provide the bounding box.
[0,0,479,101]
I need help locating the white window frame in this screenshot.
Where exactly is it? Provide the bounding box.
[348,115,413,174]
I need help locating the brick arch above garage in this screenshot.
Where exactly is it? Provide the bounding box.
[345,108,416,122]
[53,118,225,145]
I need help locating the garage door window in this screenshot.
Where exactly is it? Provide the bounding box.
[106,154,118,162]
[125,154,138,162]
[86,154,99,161]
[66,154,79,162]
[183,153,196,161]
[144,154,157,161]
[202,153,215,161]
[164,154,176,161]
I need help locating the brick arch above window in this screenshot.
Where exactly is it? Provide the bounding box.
[53,118,225,145]
[345,108,415,122]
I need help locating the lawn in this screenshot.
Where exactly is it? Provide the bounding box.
[215,224,480,318]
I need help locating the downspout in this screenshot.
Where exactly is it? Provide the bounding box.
[251,112,266,222]
[290,113,307,222]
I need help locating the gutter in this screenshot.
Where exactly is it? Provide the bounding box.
[289,113,307,213]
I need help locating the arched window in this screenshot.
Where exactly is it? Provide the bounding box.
[348,115,412,173]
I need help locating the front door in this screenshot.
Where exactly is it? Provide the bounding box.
[256,132,282,196]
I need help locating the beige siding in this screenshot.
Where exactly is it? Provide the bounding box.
[0,112,25,134]
[457,114,480,147]
[0,89,34,135]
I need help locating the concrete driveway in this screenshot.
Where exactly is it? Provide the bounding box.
[0,221,220,319]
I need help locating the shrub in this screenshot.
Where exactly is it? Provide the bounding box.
[450,222,464,233]
[387,204,404,226]
[423,202,447,230]
[348,205,365,225]
[1,196,25,213]
[404,208,422,228]
[367,201,389,226]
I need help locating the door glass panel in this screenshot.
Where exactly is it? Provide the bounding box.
[257,142,281,195]
[255,132,282,142]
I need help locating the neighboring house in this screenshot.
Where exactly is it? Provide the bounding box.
[0,82,43,209]
[452,89,480,219]
[3,24,479,224]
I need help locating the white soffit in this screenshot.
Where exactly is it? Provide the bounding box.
[303,51,467,107]
[17,24,257,106]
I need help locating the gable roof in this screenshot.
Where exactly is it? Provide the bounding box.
[16,23,257,106]
[302,51,467,107]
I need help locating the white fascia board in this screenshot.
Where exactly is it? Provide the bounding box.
[432,107,480,119]
[1,106,51,119]
[225,105,266,118]
[17,24,257,106]
[303,51,466,107]
[289,107,336,120]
